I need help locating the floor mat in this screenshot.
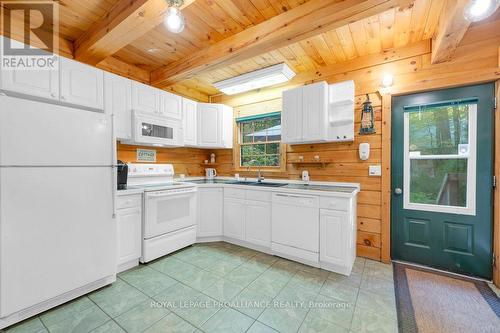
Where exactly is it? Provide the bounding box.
[393,262,500,333]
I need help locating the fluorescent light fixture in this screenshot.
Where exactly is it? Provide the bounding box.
[464,0,500,22]
[213,63,296,95]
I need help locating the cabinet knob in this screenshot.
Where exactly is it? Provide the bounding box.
[51,93,56,98]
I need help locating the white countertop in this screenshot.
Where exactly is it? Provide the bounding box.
[116,177,360,198]
[115,186,144,196]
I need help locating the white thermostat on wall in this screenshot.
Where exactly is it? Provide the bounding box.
[359,143,370,161]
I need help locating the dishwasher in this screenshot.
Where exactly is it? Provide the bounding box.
[271,192,320,264]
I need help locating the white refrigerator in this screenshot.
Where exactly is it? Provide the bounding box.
[0,96,116,329]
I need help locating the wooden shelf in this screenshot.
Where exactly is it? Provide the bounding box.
[289,160,332,168]
[201,163,219,167]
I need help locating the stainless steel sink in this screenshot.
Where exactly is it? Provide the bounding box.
[227,181,288,187]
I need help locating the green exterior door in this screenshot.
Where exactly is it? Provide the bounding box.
[391,83,495,279]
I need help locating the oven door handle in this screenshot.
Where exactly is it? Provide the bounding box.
[146,189,197,198]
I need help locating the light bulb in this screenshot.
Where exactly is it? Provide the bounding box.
[164,7,185,33]
[381,73,394,88]
[464,0,500,22]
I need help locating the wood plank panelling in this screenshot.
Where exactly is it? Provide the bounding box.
[116,143,228,176]
[209,19,500,261]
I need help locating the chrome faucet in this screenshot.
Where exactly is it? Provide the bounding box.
[257,166,264,183]
[248,160,264,183]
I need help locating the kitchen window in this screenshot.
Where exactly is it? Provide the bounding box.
[236,112,285,170]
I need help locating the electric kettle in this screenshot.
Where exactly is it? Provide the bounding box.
[205,168,217,179]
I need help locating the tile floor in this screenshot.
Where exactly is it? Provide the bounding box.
[2,242,398,333]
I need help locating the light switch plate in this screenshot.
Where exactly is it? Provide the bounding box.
[369,165,382,176]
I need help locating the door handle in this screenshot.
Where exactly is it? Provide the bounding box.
[394,188,402,195]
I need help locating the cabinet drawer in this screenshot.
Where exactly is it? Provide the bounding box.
[320,197,349,211]
[117,194,142,210]
[224,188,246,199]
[246,190,272,202]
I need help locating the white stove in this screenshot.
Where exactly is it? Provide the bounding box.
[128,163,197,262]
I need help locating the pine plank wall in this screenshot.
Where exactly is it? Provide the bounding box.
[118,17,500,262]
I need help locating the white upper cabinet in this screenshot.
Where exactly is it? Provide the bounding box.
[221,104,233,149]
[328,80,355,142]
[282,80,354,144]
[197,103,233,148]
[282,87,302,143]
[161,91,182,120]
[131,81,160,115]
[0,38,59,101]
[302,82,328,142]
[60,57,104,110]
[104,72,132,140]
[182,98,198,146]
[198,103,221,147]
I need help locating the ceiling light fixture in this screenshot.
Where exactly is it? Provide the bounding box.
[164,0,185,33]
[464,0,500,22]
[381,73,394,88]
[213,63,296,95]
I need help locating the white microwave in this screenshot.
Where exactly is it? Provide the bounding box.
[132,111,183,146]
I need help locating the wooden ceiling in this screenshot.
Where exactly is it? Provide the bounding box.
[2,0,490,100]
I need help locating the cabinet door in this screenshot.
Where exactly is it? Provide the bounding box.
[198,103,221,147]
[0,38,59,100]
[245,200,271,247]
[282,87,302,143]
[162,91,182,120]
[320,210,348,266]
[223,198,245,240]
[60,58,104,110]
[221,105,234,148]
[182,98,198,146]
[197,188,223,237]
[1,65,59,101]
[131,81,160,114]
[302,82,327,142]
[104,73,132,140]
[117,207,142,267]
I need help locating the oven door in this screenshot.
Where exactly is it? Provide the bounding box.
[144,187,197,239]
[133,112,183,146]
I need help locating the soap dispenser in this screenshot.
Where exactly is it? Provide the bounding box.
[302,170,310,184]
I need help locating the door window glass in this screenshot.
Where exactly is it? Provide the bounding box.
[404,102,476,215]
[410,159,468,207]
[408,105,469,155]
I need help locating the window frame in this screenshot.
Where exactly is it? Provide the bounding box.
[402,103,477,216]
[233,113,287,173]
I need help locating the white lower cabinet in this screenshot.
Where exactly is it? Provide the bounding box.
[197,188,223,237]
[319,206,356,275]
[245,200,271,247]
[320,210,348,265]
[223,198,245,240]
[198,185,357,275]
[116,194,142,272]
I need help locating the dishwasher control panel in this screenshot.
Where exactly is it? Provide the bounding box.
[272,193,319,208]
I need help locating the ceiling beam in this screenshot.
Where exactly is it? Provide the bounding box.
[150,0,414,88]
[431,0,471,64]
[74,0,195,66]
